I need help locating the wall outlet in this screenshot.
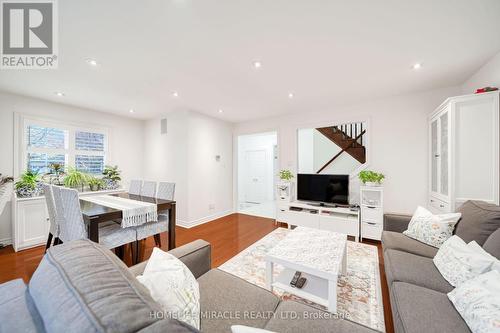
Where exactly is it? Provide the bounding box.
[209,204,215,210]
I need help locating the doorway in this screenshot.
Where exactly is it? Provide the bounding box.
[237,131,278,219]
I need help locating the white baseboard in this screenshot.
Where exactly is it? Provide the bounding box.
[0,237,12,246]
[177,209,234,228]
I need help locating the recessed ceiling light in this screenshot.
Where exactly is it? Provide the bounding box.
[253,61,262,69]
[288,92,294,99]
[55,92,65,97]
[129,109,134,113]
[86,58,98,66]
[218,109,223,113]
[412,63,422,70]
[172,91,179,98]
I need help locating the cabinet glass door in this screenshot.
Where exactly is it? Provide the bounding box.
[440,112,449,196]
[431,119,438,193]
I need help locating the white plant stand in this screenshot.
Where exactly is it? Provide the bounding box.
[360,186,384,241]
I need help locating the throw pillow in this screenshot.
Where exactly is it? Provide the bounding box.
[448,270,500,333]
[433,236,497,287]
[403,206,461,248]
[137,247,200,329]
[231,325,276,333]
[468,240,500,273]
[483,228,500,260]
[455,200,500,246]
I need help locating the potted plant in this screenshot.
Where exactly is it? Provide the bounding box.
[15,170,43,198]
[45,162,65,185]
[63,167,89,191]
[88,176,104,191]
[359,170,385,186]
[279,169,294,183]
[102,165,121,190]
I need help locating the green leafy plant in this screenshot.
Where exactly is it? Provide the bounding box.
[102,165,121,190]
[102,165,121,182]
[45,162,65,185]
[87,176,104,191]
[15,170,39,191]
[15,170,42,197]
[358,170,385,184]
[279,169,294,182]
[64,167,89,190]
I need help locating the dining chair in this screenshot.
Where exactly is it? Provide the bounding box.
[140,181,157,197]
[42,183,60,251]
[52,186,137,255]
[134,182,175,259]
[129,179,142,196]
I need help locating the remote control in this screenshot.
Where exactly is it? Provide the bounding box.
[296,277,307,289]
[290,271,302,287]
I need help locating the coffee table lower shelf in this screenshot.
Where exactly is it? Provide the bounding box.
[271,268,330,309]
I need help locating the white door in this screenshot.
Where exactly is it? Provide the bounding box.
[244,150,267,203]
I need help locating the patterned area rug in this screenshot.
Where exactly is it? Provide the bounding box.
[219,228,385,332]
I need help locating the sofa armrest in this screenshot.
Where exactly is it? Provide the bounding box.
[129,239,211,279]
[383,213,412,233]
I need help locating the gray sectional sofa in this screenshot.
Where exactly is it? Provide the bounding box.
[0,238,377,333]
[382,201,500,333]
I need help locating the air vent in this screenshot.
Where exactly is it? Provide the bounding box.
[160,118,167,134]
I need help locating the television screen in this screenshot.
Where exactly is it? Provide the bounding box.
[297,174,349,205]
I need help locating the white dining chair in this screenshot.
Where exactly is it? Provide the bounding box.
[140,181,157,197]
[129,179,142,196]
[135,182,175,254]
[42,183,60,251]
[52,186,137,253]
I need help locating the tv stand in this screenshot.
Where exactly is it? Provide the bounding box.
[276,201,360,242]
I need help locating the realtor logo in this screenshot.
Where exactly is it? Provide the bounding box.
[1,0,58,69]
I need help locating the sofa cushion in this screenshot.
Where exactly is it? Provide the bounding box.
[390,282,470,333]
[381,231,438,258]
[455,200,500,246]
[0,279,45,332]
[198,269,280,333]
[483,228,500,260]
[29,239,195,333]
[384,249,453,293]
[264,300,375,333]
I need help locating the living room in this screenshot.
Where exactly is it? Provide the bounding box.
[0,1,499,333]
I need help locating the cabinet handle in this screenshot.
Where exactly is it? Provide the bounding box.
[366,222,377,225]
[440,204,444,208]
[434,154,440,158]
[430,199,434,202]
[366,206,376,209]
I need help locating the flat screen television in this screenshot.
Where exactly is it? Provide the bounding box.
[297,174,349,205]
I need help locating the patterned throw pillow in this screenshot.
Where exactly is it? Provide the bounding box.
[448,270,500,333]
[403,206,461,248]
[137,248,200,329]
[433,235,498,287]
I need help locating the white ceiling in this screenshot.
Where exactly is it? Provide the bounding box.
[1,0,500,123]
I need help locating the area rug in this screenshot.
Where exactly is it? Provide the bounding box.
[219,227,385,332]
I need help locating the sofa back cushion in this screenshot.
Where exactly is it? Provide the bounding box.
[483,228,500,260]
[29,239,195,333]
[455,201,500,245]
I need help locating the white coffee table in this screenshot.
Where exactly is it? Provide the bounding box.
[265,226,347,313]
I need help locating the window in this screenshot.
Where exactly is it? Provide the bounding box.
[20,117,108,176]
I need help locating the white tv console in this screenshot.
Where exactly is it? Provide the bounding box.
[276,201,360,242]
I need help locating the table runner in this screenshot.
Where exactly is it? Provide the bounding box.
[81,195,158,228]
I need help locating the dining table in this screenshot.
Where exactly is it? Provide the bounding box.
[80,192,176,250]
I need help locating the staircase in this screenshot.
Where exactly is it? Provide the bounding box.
[316,123,366,173]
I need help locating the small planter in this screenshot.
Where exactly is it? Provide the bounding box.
[89,184,100,191]
[364,181,381,187]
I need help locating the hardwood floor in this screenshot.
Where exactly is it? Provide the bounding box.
[0,213,393,333]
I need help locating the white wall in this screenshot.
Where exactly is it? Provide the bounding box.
[234,86,461,214]
[462,51,500,94]
[0,91,144,244]
[143,110,233,227]
[237,132,278,203]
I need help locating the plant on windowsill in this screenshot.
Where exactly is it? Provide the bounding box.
[45,162,65,186]
[358,170,385,186]
[102,165,121,190]
[64,167,89,192]
[15,170,43,198]
[88,176,104,192]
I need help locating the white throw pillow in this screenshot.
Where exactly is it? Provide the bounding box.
[231,325,276,333]
[448,270,500,333]
[137,247,200,329]
[467,240,500,273]
[433,236,497,287]
[403,206,461,248]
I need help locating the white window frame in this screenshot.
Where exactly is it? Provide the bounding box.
[14,113,109,177]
